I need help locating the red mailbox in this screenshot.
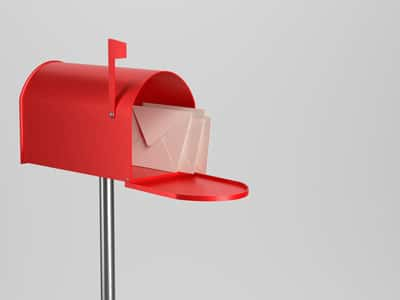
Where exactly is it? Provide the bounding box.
[19,39,249,300]
[19,39,248,201]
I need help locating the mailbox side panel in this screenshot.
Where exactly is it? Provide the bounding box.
[20,62,195,181]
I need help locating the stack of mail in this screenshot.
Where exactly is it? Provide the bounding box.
[132,103,210,174]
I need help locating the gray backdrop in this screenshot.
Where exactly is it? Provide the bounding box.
[1,0,399,299]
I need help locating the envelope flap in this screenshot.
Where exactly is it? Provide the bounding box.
[134,106,183,146]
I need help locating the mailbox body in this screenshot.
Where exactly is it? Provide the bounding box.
[20,61,248,201]
[20,61,195,181]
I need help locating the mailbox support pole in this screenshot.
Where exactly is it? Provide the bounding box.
[99,177,116,300]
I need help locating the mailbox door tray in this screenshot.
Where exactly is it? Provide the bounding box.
[125,171,248,201]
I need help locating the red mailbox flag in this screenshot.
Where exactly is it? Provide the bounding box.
[108,38,127,118]
[109,39,127,58]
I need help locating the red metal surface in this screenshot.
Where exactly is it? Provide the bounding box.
[126,172,249,201]
[19,39,249,201]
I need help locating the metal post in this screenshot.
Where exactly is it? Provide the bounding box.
[99,177,116,300]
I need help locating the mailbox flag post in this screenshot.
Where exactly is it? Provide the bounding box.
[108,38,127,118]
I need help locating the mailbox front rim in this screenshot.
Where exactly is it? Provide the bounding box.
[19,60,62,163]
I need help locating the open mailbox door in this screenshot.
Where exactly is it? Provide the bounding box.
[19,39,249,201]
[126,172,248,201]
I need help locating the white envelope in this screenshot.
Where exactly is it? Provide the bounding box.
[133,105,193,172]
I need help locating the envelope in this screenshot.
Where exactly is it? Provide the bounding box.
[133,104,210,174]
[143,103,208,173]
[133,105,193,172]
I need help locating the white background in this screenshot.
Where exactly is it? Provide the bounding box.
[1,1,399,299]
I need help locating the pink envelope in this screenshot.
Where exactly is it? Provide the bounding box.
[143,103,208,173]
[132,105,193,172]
